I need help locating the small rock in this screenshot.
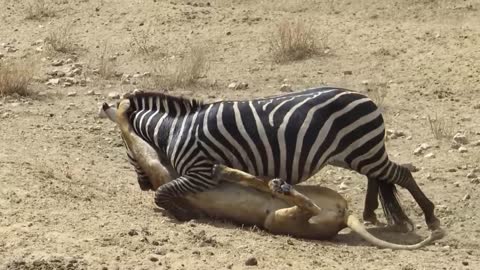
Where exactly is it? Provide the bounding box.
[63,81,73,87]
[361,80,369,85]
[245,257,258,266]
[424,153,435,159]
[447,168,457,172]
[467,172,477,179]
[343,70,353,75]
[471,140,480,146]
[280,84,293,92]
[453,181,460,187]
[79,79,87,87]
[86,90,95,96]
[462,261,469,266]
[67,91,77,97]
[56,70,66,77]
[0,53,4,59]
[420,143,431,150]
[237,82,248,90]
[6,47,17,53]
[128,229,138,236]
[108,92,120,99]
[52,59,64,66]
[458,146,468,153]
[470,178,480,184]
[46,78,60,85]
[462,194,471,201]
[453,133,468,145]
[451,142,460,150]
[149,256,159,262]
[65,58,74,64]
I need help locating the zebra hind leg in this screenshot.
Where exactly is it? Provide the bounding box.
[377,181,414,232]
[389,163,440,231]
[362,178,381,225]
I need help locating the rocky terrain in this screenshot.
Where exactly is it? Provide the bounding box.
[1,0,480,269]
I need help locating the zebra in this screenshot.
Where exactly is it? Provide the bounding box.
[122,87,440,231]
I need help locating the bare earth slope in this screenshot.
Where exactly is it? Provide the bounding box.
[1,0,480,269]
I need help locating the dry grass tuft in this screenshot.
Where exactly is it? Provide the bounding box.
[0,61,34,97]
[25,0,55,20]
[146,45,209,90]
[44,25,76,54]
[427,114,453,140]
[131,30,160,55]
[269,20,326,63]
[366,82,388,109]
[98,43,115,79]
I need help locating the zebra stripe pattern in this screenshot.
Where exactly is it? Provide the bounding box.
[124,87,408,202]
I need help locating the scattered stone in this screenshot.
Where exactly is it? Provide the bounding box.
[279,83,293,92]
[386,129,405,139]
[128,229,138,236]
[458,146,468,153]
[32,39,43,45]
[6,47,17,53]
[52,59,64,66]
[467,172,477,179]
[424,152,435,159]
[451,142,461,150]
[149,256,159,262]
[462,194,471,201]
[63,81,73,87]
[471,140,480,146]
[108,92,120,99]
[245,257,258,266]
[462,261,469,266]
[79,79,87,87]
[414,143,431,155]
[453,133,468,145]
[65,58,74,64]
[470,178,480,184]
[447,168,457,172]
[361,80,369,85]
[86,90,95,96]
[67,91,77,97]
[56,70,66,77]
[227,82,248,90]
[453,181,460,187]
[343,70,353,75]
[46,78,60,85]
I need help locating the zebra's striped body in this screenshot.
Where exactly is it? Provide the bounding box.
[125,87,438,229]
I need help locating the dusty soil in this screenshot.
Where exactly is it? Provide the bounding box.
[1,0,480,269]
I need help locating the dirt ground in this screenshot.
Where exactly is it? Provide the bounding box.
[1,0,480,269]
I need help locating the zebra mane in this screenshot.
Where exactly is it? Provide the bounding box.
[125,91,205,114]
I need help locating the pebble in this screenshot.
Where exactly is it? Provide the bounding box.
[67,91,77,97]
[6,47,17,53]
[467,172,477,179]
[471,140,480,146]
[463,194,471,201]
[470,178,480,184]
[86,90,96,96]
[52,59,64,66]
[108,92,120,99]
[228,82,248,90]
[46,78,60,85]
[280,83,293,92]
[453,133,468,145]
[343,70,353,75]
[458,146,468,153]
[424,153,435,159]
[245,257,258,266]
[338,182,349,190]
[149,256,159,262]
[361,80,369,85]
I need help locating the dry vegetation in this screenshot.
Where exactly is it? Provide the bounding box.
[145,45,209,90]
[0,61,33,97]
[427,114,454,140]
[25,0,55,20]
[97,43,115,79]
[44,25,76,54]
[269,19,326,63]
[131,29,160,55]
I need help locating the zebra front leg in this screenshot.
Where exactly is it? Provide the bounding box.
[154,174,217,221]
